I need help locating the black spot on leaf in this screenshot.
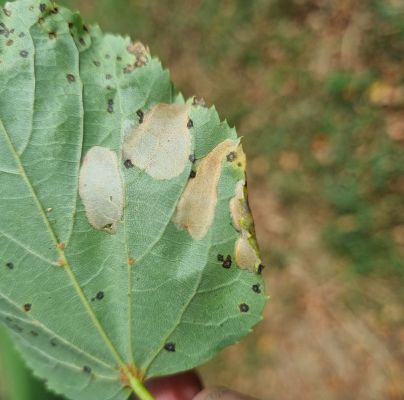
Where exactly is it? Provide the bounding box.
[30,330,39,337]
[6,39,13,46]
[50,338,57,347]
[48,32,57,40]
[124,159,134,169]
[6,262,14,269]
[83,365,92,374]
[96,291,104,300]
[136,109,144,123]
[105,74,112,80]
[79,37,85,46]
[222,255,232,269]
[66,73,75,83]
[187,119,193,128]
[257,264,265,274]
[226,151,237,162]
[107,99,114,113]
[117,56,122,61]
[189,170,196,178]
[188,154,196,163]
[239,303,249,313]
[252,284,261,294]
[18,32,25,38]
[39,3,46,12]
[23,303,31,312]
[164,342,176,352]
[217,254,224,262]
[93,60,101,67]
[19,50,28,58]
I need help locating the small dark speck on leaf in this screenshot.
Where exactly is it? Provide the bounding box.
[93,60,101,67]
[5,316,12,322]
[38,17,44,24]
[20,50,28,58]
[239,303,249,313]
[96,291,104,300]
[124,159,134,169]
[222,255,232,269]
[105,74,112,80]
[217,254,224,262]
[39,3,46,12]
[23,303,31,312]
[50,338,57,347]
[189,170,196,179]
[107,99,114,113]
[226,151,237,162]
[83,25,89,32]
[48,32,57,40]
[51,7,59,14]
[117,56,122,61]
[30,330,39,337]
[66,73,75,83]
[252,284,261,294]
[6,262,14,270]
[187,119,193,129]
[189,154,196,163]
[12,324,23,333]
[19,32,25,38]
[91,297,95,302]
[257,264,265,274]
[164,342,176,352]
[136,109,144,123]
[6,39,13,46]
[68,22,73,29]
[83,365,92,374]
[79,37,85,46]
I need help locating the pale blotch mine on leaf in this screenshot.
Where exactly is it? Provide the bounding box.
[122,103,192,180]
[230,180,254,232]
[235,232,261,273]
[230,153,262,272]
[79,146,123,234]
[173,139,238,240]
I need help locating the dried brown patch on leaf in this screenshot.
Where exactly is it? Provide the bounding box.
[79,146,123,234]
[122,103,192,180]
[173,139,238,240]
[125,41,149,72]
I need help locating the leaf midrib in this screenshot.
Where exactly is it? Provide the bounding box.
[0,116,126,373]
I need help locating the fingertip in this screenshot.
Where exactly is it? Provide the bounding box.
[145,371,203,400]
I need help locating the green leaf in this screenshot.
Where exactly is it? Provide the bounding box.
[0,1,267,399]
[0,325,65,400]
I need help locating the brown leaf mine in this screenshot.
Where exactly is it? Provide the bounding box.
[79,146,123,234]
[122,104,192,180]
[173,139,238,240]
[235,232,261,272]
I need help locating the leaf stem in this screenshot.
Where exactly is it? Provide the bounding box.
[128,375,155,400]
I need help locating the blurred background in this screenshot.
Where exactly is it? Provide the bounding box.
[1,0,404,399]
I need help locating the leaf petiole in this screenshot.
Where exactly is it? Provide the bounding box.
[127,375,155,400]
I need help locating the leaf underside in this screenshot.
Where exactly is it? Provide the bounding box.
[0,1,267,399]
